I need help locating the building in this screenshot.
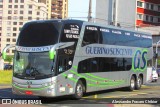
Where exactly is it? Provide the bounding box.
[96,0,160,29]
[0,0,48,55]
[51,0,68,19]
[39,0,52,19]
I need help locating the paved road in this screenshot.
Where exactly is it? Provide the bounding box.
[0,79,160,107]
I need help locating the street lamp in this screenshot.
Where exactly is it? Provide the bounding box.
[155,40,160,69]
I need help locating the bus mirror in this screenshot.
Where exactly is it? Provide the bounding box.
[2,45,15,60]
[49,50,56,60]
[49,42,75,60]
[2,51,7,60]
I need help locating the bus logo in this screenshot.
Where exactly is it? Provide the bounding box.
[27,81,32,88]
[132,49,148,72]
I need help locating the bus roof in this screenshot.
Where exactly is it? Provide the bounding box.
[25,19,151,36]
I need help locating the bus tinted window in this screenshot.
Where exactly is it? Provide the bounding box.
[78,57,132,73]
[100,27,152,48]
[17,22,62,47]
[82,26,100,47]
[60,23,81,42]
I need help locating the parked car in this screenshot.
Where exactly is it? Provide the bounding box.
[152,67,158,82]
[4,64,13,70]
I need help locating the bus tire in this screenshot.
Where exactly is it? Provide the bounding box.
[135,75,142,90]
[128,76,135,91]
[73,80,85,99]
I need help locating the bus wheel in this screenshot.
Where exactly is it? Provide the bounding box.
[73,80,85,99]
[135,76,142,90]
[128,76,135,91]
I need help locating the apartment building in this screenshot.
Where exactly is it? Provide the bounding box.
[51,0,68,19]
[96,0,160,29]
[0,0,48,55]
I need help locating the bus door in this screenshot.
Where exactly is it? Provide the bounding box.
[56,53,74,96]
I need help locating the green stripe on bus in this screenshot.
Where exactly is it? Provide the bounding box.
[73,66,110,81]
[62,73,77,82]
[70,70,97,82]
[69,70,125,84]
[85,73,109,80]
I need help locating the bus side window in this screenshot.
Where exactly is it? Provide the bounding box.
[58,56,73,74]
[82,26,100,47]
[78,59,90,73]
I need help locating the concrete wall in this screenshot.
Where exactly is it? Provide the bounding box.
[115,0,136,29]
[95,0,136,29]
[96,0,113,25]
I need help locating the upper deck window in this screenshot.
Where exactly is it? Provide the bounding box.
[17,22,62,47]
[82,26,101,47]
[60,23,81,42]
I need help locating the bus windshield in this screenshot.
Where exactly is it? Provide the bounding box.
[17,22,62,47]
[13,51,55,79]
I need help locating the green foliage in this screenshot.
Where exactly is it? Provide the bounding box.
[4,55,14,64]
[0,70,12,84]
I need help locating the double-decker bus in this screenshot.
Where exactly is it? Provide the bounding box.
[2,19,153,99]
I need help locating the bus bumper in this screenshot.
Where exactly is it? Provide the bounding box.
[12,83,56,97]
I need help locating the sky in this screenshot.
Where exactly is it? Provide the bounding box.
[68,0,96,21]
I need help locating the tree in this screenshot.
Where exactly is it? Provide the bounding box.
[4,55,14,64]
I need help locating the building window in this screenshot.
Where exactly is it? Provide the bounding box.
[158,18,160,23]
[20,10,23,14]
[13,33,16,36]
[19,22,23,25]
[13,22,17,25]
[12,39,16,42]
[8,5,12,8]
[8,10,12,14]
[28,17,32,20]
[20,5,24,8]
[6,38,10,42]
[19,16,23,20]
[20,0,24,3]
[37,12,40,15]
[150,16,153,22]
[28,5,32,9]
[14,5,18,8]
[37,17,40,20]
[9,0,12,3]
[28,11,32,14]
[0,0,3,2]
[15,0,18,3]
[13,27,17,31]
[137,14,143,20]
[0,5,3,8]
[14,10,18,14]
[8,16,11,20]
[137,1,143,7]
[146,3,149,9]
[146,15,149,21]
[150,4,154,10]
[158,5,160,11]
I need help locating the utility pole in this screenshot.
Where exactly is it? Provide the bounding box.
[88,0,92,22]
